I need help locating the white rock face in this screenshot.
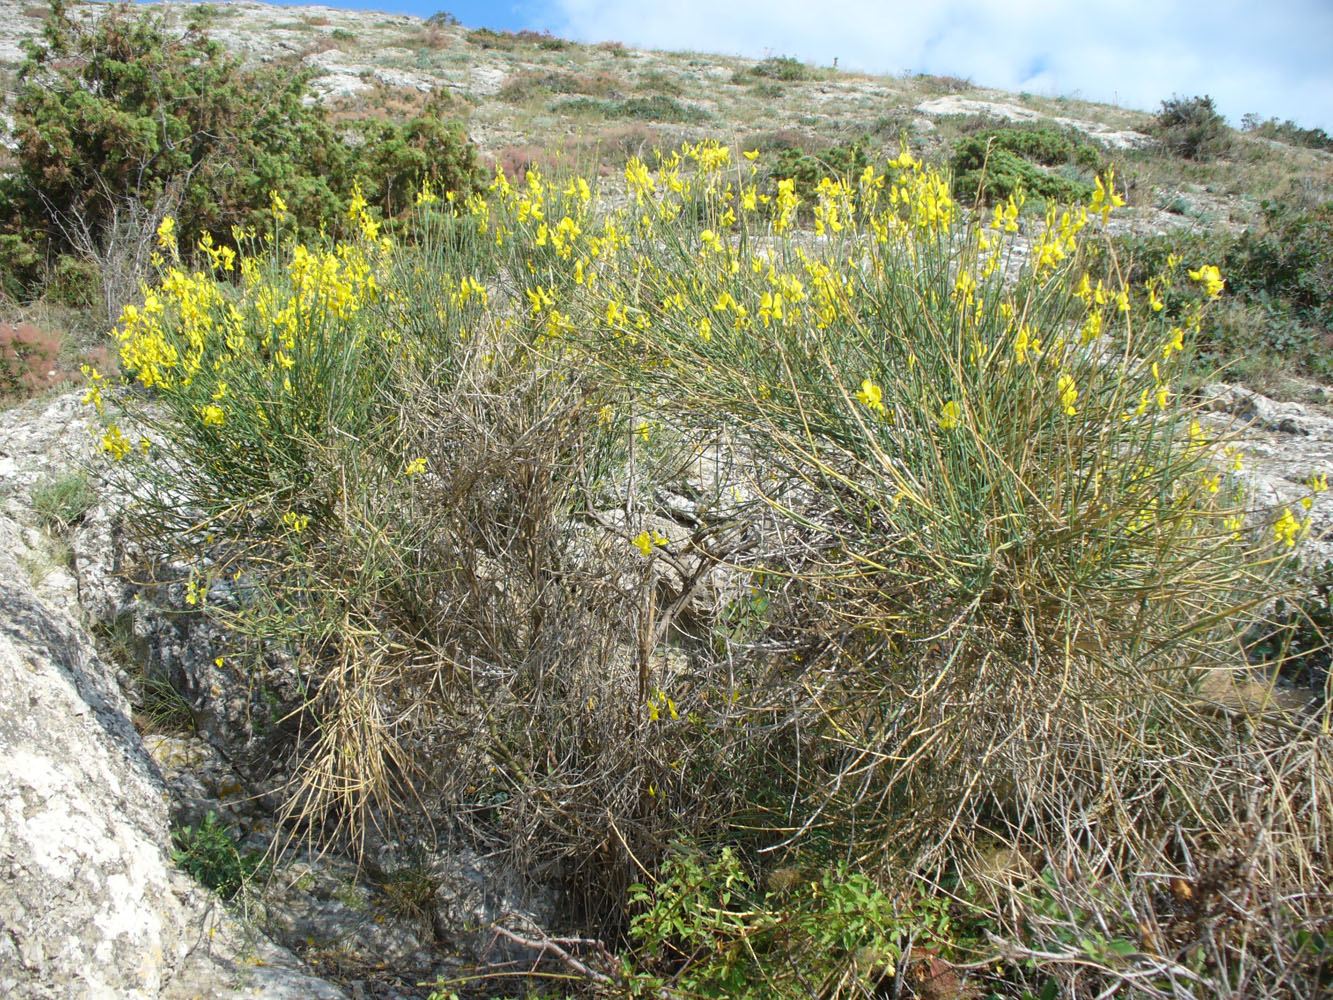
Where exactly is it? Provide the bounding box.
[915,95,1153,150]
[0,390,346,998]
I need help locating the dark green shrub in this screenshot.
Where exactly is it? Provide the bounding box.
[350,112,482,219]
[1228,200,1333,323]
[771,137,872,200]
[1153,94,1232,160]
[1,1,480,298]
[170,812,265,899]
[1107,200,1333,381]
[951,141,1095,204]
[949,125,1103,204]
[558,95,709,124]
[9,2,348,258]
[750,56,809,82]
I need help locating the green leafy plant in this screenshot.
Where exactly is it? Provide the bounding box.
[626,846,930,998]
[1241,113,1333,152]
[171,812,265,899]
[748,56,810,82]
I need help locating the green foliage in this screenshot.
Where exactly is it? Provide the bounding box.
[951,126,1100,203]
[1111,199,1333,380]
[1228,199,1333,324]
[350,111,482,220]
[626,847,920,997]
[1242,113,1333,152]
[1153,94,1232,160]
[771,137,871,200]
[749,56,810,82]
[170,812,264,899]
[30,471,95,531]
[558,95,710,124]
[1,1,479,297]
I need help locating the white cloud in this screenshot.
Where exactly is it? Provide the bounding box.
[548,0,1333,130]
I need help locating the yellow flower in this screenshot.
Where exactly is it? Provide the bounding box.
[269,190,288,218]
[938,400,962,430]
[1089,169,1125,221]
[743,149,760,161]
[199,404,226,428]
[1187,264,1225,299]
[1057,374,1078,416]
[156,215,176,250]
[1273,507,1304,549]
[1014,324,1041,365]
[100,425,131,461]
[404,457,428,476]
[81,365,105,414]
[632,529,670,557]
[281,511,310,533]
[855,378,885,415]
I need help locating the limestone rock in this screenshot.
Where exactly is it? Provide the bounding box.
[0,513,343,999]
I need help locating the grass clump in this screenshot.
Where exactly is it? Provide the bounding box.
[93,140,1330,997]
[30,471,95,531]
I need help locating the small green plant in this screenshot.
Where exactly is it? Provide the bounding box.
[171,812,265,899]
[30,471,95,531]
[330,27,354,42]
[138,671,196,734]
[1153,94,1232,160]
[626,846,931,997]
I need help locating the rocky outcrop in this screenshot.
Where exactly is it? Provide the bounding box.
[1200,383,1333,568]
[0,393,346,998]
[0,513,346,999]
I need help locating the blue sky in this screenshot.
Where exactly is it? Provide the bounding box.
[301,0,1332,130]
